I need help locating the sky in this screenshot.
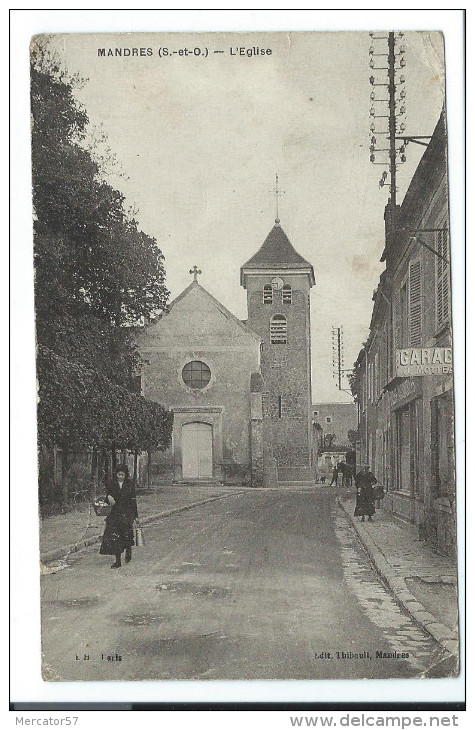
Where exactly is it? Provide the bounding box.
[45,30,445,402]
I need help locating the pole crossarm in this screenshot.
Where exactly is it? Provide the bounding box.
[411,236,449,265]
[395,135,432,147]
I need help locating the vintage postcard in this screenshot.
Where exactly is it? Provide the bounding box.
[33,31,459,683]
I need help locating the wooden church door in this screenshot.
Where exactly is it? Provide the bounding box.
[182,422,213,479]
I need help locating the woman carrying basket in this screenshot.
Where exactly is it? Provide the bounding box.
[99,464,138,569]
[354,464,378,522]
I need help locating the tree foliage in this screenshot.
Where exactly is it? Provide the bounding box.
[37,346,173,453]
[31,43,169,329]
[31,40,173,473]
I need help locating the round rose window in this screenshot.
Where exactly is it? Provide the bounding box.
[182,361,211,389]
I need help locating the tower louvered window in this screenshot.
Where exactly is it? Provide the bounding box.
[409,259,422,346]
[270,314,287,344]
[436,225,450,329]
[282,284,292,304]
[263,284,273,304]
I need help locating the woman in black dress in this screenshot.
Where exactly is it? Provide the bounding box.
[100,464,138,568]
[354,465,377,522]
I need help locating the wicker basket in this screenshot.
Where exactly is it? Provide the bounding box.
[93,498,112,516]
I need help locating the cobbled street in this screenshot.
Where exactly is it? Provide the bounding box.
[41,488,448,681]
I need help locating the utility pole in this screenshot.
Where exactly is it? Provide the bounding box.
[387,31,397,219]
[332,326,353,394]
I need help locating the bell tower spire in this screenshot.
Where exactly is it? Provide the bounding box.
[240,209,315,487]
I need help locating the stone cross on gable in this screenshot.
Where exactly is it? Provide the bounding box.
[189,265,202,282]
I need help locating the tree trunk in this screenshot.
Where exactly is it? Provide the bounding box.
[147,451,152,488]
[91,446,98,500]
[103,450,110,491]
[111,444,117,473]
[61,449,69,507]
[38,444,54,514]
[133,451,138,487]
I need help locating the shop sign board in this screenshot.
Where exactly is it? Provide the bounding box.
[395,347,452,377]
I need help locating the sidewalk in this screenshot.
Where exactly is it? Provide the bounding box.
[40,484,245,565]
[337,489,459,658]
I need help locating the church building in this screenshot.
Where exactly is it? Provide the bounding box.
[137,218,315,487]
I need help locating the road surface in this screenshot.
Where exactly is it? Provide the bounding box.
[41,487,449,681]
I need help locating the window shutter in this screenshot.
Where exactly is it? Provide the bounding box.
[393,290,401,351]
[436,226,450,328]
[409,260,422,346]
[270,314,287,344]
[263,284,273,304]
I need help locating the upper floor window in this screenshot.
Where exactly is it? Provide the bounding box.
[263,284,273,304]
[282,284,292,304]
[270,314,287,344]
[436,225,450,329]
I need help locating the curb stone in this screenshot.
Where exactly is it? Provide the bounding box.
[337,496,458,659]
[41,490,246,565]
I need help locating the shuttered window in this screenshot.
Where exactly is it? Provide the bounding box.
[393,289,401,352]
[282,284,292,304]
[270,314,287,344]
[263,284,273,304]
[409,259,422,346]
[436,226,450,329]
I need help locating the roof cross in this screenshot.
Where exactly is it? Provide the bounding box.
[189,265,202,282]
[271,173,285,225]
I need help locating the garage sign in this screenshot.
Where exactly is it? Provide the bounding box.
[396,347,452,377]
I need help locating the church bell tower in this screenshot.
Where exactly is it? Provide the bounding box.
[241,217,315,486]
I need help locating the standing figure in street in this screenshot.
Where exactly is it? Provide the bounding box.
[100,464,138,568]
[343,463,352,487]
[330,465,339,486]
[354,464,377,522]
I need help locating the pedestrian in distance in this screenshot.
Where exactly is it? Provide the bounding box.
[343,463,353,487]
[99,463,139,568]
[354,464,377,522]
[330,465,339,486]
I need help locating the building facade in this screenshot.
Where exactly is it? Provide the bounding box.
[137,220,315,487]
[311,402,358,481]
[352,112,456,556]
[312,402,358,447]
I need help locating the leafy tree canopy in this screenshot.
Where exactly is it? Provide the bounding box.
[32,40,173,462]
[31,40,169,331]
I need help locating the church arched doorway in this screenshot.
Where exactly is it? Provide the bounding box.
[182,422,213,479]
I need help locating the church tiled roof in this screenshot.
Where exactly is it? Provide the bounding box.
[242,223,312,269]
[241,222,315,285]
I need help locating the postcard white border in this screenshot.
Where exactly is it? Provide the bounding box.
[9,6,466,710]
